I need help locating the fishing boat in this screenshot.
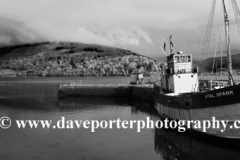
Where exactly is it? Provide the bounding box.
[153,0,240,138]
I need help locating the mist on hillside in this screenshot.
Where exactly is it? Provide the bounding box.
[0,17,46,47]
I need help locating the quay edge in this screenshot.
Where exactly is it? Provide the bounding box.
[57,83,158,113]
[58,83,133,98]
[57,83,155,103]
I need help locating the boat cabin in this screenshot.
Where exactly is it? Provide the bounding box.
[161,52,199,94]
[167,53,193,74]
[208,80,229,90]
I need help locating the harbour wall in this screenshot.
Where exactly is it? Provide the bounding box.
[58,84,133,98]
[58,83,157,113]
[58,83,155,103]
[131,85,155,102]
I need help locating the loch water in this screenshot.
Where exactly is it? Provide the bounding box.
[0,78,240,160]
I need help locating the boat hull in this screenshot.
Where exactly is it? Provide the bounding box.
[153,84,240,138]
[155,101,240,121]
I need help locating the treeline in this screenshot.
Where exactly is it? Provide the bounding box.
[0,52,162,77]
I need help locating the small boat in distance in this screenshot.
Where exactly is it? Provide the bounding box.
[153,0,240,138]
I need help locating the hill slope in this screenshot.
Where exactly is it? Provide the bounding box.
[203,54,240,72]
[0,42,162,77]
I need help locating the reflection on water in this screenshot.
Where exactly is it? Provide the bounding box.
[155,128,191,160]
[59,97,131,110]
[0,83,159,160]
[1,82,240,160]
[154,124,240,160]
[0,83,59,111]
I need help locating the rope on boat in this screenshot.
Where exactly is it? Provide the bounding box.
[231,0,240,36]
[200,0,217,75]
[212,4,223,74]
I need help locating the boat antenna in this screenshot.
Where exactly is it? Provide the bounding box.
[169,35,174,54]
[222,0,233,85]
[160,38,168,56]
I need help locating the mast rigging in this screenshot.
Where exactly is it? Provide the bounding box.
[222,0,233,84]
[201,0,216,73]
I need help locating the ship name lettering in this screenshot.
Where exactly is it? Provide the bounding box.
[205,94,215,98]
[204,90,234,99]
[216,90,234,97]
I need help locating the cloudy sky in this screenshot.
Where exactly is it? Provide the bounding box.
[0,0,240,60]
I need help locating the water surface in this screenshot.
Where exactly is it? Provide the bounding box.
[0,79,240,160]
[0,81,159,160]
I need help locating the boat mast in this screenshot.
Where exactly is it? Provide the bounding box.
[222,0,233,84]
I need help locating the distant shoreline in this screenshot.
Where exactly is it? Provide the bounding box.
[0,76,136,84]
